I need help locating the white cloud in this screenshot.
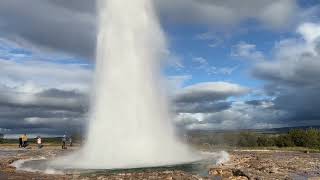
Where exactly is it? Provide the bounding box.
[174,22,320,130]
[231,42,265,61]
[192,57,237,75]
[0,58,91,135]
[175,101,288,130]
[0,59,92,93]
[297,22,320,43]
[0,0,305,59]
[183,82,249,96]
[247,22,320,127]
[254,22,320,86]
[175,82,250,103]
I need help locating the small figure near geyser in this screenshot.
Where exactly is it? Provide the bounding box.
[36,136,43,149]
[21,134,28,148]
[61,135,67,150]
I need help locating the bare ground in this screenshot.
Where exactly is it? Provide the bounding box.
[0,145,319,180]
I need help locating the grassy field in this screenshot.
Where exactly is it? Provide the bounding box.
[187,128,320,152]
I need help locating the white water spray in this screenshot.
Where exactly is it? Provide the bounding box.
[53,0,197,169]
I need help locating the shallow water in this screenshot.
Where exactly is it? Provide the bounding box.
[12,154,222,176]
[13,159,215,176]
[0,149,22,158]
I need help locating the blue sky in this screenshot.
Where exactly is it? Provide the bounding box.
[0,0,320,135]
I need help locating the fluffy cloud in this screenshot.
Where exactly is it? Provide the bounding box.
[0,0,300,58]
[0,58,91,135]
[0,59,92,92]
[173,82,251,128]
[156,0,298,28]
[253,23,320,87]
[174,82,249,114]
[231,42,265,61]
[176,101,288,130]
[0,94,87,135]
[0,0,96,58]
[175,82,249,103]
[251,22,320,125]
[176,22,320,130]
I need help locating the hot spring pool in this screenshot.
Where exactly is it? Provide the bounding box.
[11,151,229,176]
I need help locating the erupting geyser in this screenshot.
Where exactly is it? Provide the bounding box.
[53,0,197,169]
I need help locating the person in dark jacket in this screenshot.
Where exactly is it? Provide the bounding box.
[18,135,23,148]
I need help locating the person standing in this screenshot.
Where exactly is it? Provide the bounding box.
[69,136,73,147]
[18,135,23,148]
[37,136,43,149]
[22,134,28,148]
[62,135,67,149]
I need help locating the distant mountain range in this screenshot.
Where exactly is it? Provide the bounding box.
[253,125,320,134]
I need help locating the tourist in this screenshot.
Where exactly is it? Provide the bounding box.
[22,134,28,148]
[62,135,67,149]
[37,136,43,149]
[18,135,23,148]
[69,136,73,147]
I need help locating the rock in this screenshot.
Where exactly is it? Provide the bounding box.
[209,168,233,178]
[72,174,80,179]
[97,176,107,180]
[268,167,278,174]
[233,177,249,180]
[232,169,245,176]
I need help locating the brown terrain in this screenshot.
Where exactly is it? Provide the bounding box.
[0,145,319,180]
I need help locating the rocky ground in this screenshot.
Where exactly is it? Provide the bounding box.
[0,145,319,180]
[209,150,320,180]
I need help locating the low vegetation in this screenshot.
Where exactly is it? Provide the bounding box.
[0,133,3,143]
[188,128,320,150]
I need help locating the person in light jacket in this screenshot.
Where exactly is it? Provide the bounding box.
[37,136,43,149]
[62,135,67,149]
[22,134,28,148]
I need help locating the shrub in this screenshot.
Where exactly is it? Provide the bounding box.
[0,134,3,143]
[304,128,320,148]
[288,128,320,148]
[275,135,294,147]
[257,136,275,147]
[288,129,306,146]
[237,132,258,147]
